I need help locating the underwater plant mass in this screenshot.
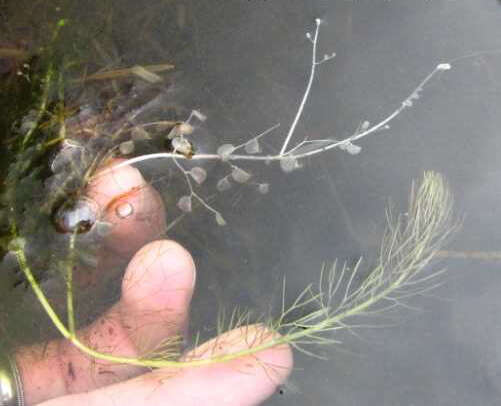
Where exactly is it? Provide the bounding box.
[0,13,458,395]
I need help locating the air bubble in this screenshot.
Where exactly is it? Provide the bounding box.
[217,144,235,161]
[361,121,370,131]
[189,167,207,185]
[115,202,134,218]
[244,138,261,154]
[216,176,232,192]
[177,195,192,213]
[231,167,252,183]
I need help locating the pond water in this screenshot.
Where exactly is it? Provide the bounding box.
[1,1,501,405]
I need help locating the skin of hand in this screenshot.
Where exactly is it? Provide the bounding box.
[13,162,293,406]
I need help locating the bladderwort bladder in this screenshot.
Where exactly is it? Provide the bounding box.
[9,18,457,373]
[101,18,452,227]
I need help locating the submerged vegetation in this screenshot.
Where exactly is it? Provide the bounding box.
[10,170,457,368]
[0,10,457,377]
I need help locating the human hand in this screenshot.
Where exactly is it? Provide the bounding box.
[13,162,293,406]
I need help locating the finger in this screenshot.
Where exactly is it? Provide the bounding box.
[69,160,167,287]
[15,240,196,406]
[119,239,196,352]
[87,160,167,258]
[38,324,293,406]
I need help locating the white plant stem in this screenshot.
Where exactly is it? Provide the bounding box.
[104,64,450,174]
[92,20,451,224]
[172,151,224,221]
[279,18,333,156]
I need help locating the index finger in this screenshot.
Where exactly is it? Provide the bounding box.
[87,160,167,258]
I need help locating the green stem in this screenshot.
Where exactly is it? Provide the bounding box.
[57,70,67,141]
[12,239,286,368]
[21,66,53,149]
[12,243,71,340]
[66,233,76,336]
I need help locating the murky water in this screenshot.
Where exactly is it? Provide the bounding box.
[1,1,501,405]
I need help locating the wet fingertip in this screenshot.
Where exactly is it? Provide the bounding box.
[87,161,146,207]
[121,240,196,298]
[166,325,294,405]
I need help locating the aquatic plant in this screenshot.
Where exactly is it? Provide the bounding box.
[8,170,456,368]
[102,19,451,227]
[1,18,456,374]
